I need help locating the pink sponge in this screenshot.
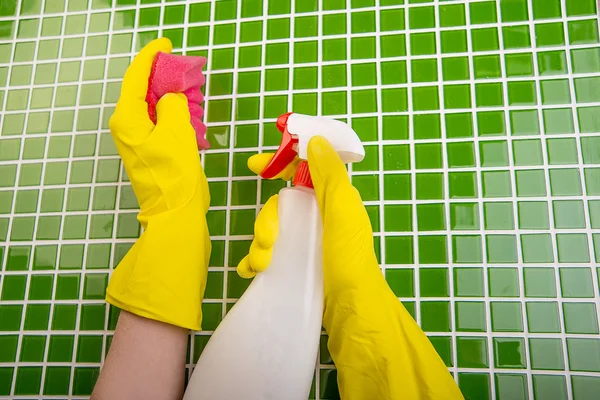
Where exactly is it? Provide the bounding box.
[146,52,209,149]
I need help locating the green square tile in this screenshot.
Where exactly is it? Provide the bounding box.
[515,169,547,197]
[415,143,442,169]
[212,48,235,69]
[550,169,582,196]
[20,335,46,362]
[32,245,56,270]
[474,55,501,79]
[489,267,519,296]
[484,202,514,230]
[459,373,491,400]
[418,235,447,264]
[521,234,554,262]
[440,4,465,27]
[416,173,443,200]
[411,86,438,111]
[411,58,438,83]
[55,274,80,300]
[452,235,483,263]
[566,0,597,16]
[351,62,377,86]
[450,203,480,231]
[351,36,376,59]
[559,267,594,299]
[442,57,470,80]
[453,267,484,296]
[44,366,71,395]
[409,6,434,29]
[533,375,567,400]
[476,82,503,107]
[457,337,489,368]
[413,114,441,139]
[456,301,486,332]
[385,236,413,264]
[385,268,414,297]
[527,301,561,333]
[73,367,100,396]
[15,366,42,395]
[509,109,539,135]
[517,201,549,230]
[523,267,556,298]
[575,76,600,103]
[568,19,599,45]
[416,204,445,231]
[500,0,528,22]
[472,27,500,51]
[449,172,477,198]
[51,304,77,330]
[380,8,405,31]
[480,140,508,167]
[502,25,531,49]
[0,305,22,331]
[266,43,289,65]
[48,335,74,362]
[491,302,523,332]
[572,48,600,75]
[513,139,543,166]
[532,0,561,19]
[567,338,600,372]
[24,303,49,330]
[409,32,435,55]
[29,274,54,300]
[508,81,536,106]
[495,374,528,400]
[446,113,473,138]
[294,15,317,38]
[447,142,475,168]
[579,106,600,133]
[1,275,27,301]
[530,339,564,370]
[537,50,568,76]
[352,11,376,33]
[440,29,467,53]
[553,200,586,229]
[564,302,599,334]
[535,22,565,46]
[494,338,526,369]
[77,335,103,362]
[0,335,18,362]
[421,301,451,332]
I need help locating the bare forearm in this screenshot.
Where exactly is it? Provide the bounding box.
[91,311,188,400]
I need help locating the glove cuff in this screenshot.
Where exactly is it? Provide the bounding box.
[106,200,210,331]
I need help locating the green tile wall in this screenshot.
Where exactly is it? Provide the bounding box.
[0,0,599,398]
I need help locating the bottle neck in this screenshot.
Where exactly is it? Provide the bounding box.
[293,160,314,189]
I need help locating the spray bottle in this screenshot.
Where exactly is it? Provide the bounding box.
[183,113,365,400]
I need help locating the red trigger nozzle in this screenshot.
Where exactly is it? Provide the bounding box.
[276,112,293,133]
[260,112,298,179]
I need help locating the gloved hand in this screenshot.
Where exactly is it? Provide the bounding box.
[239,136,463,400]
[106,38,211,331]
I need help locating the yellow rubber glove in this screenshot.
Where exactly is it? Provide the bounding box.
[238,136,463,400]
[106,38,211,331]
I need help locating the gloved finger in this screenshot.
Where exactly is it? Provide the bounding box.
[307,135,352,193]
[156,93,196,148]
[121,37,172,106]
[253,195,278,249]
[248,153,301,181]
[110,38,172,137]
[236,195,279,278]
[248,242,273,274]
[237,256,256,279]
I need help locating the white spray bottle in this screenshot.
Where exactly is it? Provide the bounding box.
[183,113,365,400]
